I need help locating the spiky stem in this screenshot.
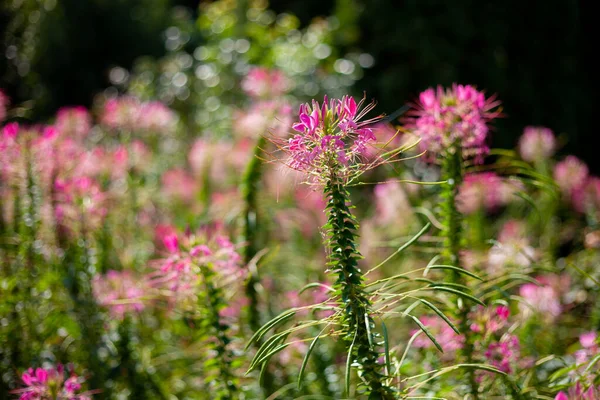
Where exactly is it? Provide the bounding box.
[199,263,239,400]
[324,178,395,399]
[440,148,479,399]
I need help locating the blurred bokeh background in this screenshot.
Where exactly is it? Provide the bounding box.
[1,0,595,170]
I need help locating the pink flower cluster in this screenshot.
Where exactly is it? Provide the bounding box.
[412,316,464,355]
[456,172,521,214]
[233,101,292,139]
[574,331,598,366]
[241,67,289,98]
[100,96,177,134]
[54,177,107,231]
[55,107,92,140]
[469,305,510,336]
[484,334,520,374]
[519,275,568,322]
[285,95,379,179]
[518,126,557,162]
[554,156,589,198]
[15,364,91,400]
[92,270,147,319]
[0,89,9,122]
[407,84,500,163]
[556,383,600,400]
[487,220,536,272]
[147,227,244,308]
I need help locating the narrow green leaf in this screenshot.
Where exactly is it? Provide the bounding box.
[381,319,391,375]
[418,298,460,334]
[245,310,295,350]
[410,315,443,353]
[346,331,358,396]
[297,330,325,389]
[429,286,485,306]
[428,265,483,281]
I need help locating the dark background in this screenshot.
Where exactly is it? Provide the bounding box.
[1,0,596,171]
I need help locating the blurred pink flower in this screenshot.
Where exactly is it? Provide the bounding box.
[484,334,520,373]
[55,106,92,140]
[573,177,600,215]
[92,270,147,319]
[519,275,567,321]
[54,176,107,231]
[469,305,510,335]
[233,100,292,139]
[241,67,290,98]
[457,173,520,214]
[161,168,198,204]
[0,89,9,122]
[554,156,589,198]
[373,181,413,224]
[406,84,500,163]
[518,126,556,162]
[100,96,176,134]
[556,382,600,400]
[147,228,244,309]
[412,316,464,355]
[487,220,536,272]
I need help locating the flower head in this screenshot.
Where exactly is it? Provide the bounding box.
[282,95,382,183]
[147,227,244,309]
[92,270,147,320]
[456,172,521,214]
[406,84,500,163]
[554,156,589,198]
[241,67,290,98]
[15,364,91,400]
[0,89,9,122]
[518,126,557,162]
[55,106,92,140]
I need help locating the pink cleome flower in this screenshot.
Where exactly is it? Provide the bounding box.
[519,275,567,321]
[406,84,500,163]
[92,270,147,320]
[284,95,380,181]
[100,96,176,134]
[55,106,92,140]
[412,316,464,355]
[15,364,91,400]
[556,382,600,400]
[484,334,520,374]
[0,89,9,122]
[554,156,589,198]
[241,67,290,98]
[54,176,107,231]
[518,126,557,162]
[147,227,244,309]
[456,172,520,215]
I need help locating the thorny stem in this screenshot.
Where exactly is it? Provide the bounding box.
[199,263,239,400]
[324,176,395,399]
[440,147,479,399]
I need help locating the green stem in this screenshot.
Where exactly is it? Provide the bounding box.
[199,263,239,400]
[440,148,479,399]
[324,179,394,399]
[240,135,278,396]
